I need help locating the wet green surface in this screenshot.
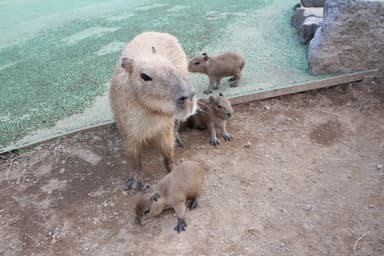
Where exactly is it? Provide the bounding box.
[0,0,321,152]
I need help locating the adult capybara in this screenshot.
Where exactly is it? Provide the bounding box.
[109,32,197,191]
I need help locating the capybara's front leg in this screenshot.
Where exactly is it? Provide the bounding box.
[157,128,175,172]
[207,122,220,146]
[123,146,143,192]
[174,120,184,147]
[204,76,216,94]
[220,121,233,142]
[214,78,221,90]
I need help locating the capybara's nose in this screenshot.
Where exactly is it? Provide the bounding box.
[226,113,232,118]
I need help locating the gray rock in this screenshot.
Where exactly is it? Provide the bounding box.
[309,0,384,76]
[292,7,323,29]
[300,16,323,44]
[301,0,325,8]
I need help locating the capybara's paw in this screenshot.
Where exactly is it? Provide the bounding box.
[223,133,233,141]
[204,89,213,94]
[123,170,140,192]
[175,137,184,147]
[230,80,239,88]
[123,176,135,191]
[210,137,220,146]
[174,218,187,233]
[137,181,151,192]
[165,162,174,173]
[187,199,198,210]
[228,76,236,82]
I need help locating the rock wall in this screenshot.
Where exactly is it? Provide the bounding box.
[301,0,324,8]
[292,6,324,44]
[308,0,384,76]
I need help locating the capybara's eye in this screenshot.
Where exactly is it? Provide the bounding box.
[194,62,200,65]
[217,105,222,109]
[140,73,152,81]
[144,209,150,215]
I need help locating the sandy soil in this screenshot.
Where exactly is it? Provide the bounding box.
[0,79,383,256]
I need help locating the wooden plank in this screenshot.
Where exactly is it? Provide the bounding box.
[0,121,114,154]
[230,69,379,105]
[1,69,378,155]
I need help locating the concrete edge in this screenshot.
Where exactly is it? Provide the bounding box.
[1,68,378,155]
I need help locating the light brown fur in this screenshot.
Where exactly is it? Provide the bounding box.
[109,32,197,191]
[188,52,245,94]
[182,92,234,146]
[135,160,208,233]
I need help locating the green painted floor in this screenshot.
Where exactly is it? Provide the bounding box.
[0,0,323,152]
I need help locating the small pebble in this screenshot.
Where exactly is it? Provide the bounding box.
[264,105,270,111]
[304,204,312,211]
[248,227,257,235]
[368,204,374,209]
[59,168,65,174]
[244,141,252,148]
[377,164,383,170]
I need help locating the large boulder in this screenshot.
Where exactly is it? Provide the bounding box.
[301,0,325,7]
[309,0,384,75]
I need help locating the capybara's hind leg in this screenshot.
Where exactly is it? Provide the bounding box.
[187,199,198,210]
[230,71,241,88]
[173,203,187,233]
[228,76,236,82]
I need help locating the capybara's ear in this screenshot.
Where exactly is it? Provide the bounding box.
[202,53,208,61]
[209,96,215,103]
[219,92,224,97]
[150,192,160,202]
[152,46,156,54]
[121,57,135,74]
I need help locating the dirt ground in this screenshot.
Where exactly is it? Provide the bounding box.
[1,79,383,256]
